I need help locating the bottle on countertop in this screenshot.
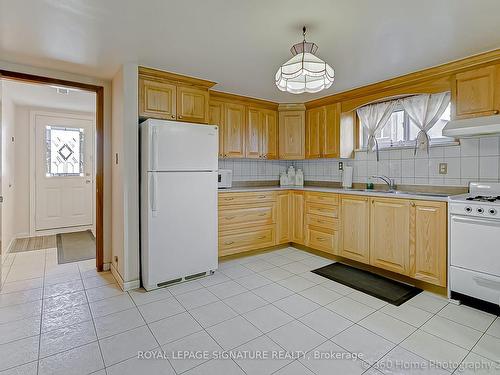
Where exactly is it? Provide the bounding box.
[295,169,304,186]
[287,166,296,185]
[280,172,289,187]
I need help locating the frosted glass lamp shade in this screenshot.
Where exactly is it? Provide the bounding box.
[275,52,335,94]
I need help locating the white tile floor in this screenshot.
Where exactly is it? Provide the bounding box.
[0,247,499,374]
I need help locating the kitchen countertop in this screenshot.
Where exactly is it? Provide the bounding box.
[218,185,451,202]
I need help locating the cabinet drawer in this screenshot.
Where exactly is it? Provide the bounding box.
[219,225,275,256]
[306,202,338,218]
[219,192,276,206]
[306,214,339,230]
[219,205,274,228]
[305,192,339,205]
[308,228,338,254]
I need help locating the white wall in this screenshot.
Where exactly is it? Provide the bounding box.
[111,64,140,288]
[0,59,113,266]
[1,94,16,255]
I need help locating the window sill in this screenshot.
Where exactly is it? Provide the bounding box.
[354,140,459,152]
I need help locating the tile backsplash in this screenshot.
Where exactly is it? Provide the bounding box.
[219,135,500,187]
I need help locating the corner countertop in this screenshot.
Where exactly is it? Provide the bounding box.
[218,185,451,202]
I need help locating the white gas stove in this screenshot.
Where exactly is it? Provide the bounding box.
[448,182,500,307]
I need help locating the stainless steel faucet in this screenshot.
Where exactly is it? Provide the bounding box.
[371,175,396,191]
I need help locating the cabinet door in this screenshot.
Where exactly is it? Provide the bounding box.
[322,104,340,158]
[410,201,447,286]
[262,110,278,160]
[454,66,498,119]
[306,107,323,159]
[279,111,305,159]
[224,103,246,158]
[291,192,305,244]
[176,85,209,123]
[340,195,370,264]
[370,198,410,275]
[277,192,290,244]
[209,100,225,158]
[246,107,261,159]
[139,78,176,119]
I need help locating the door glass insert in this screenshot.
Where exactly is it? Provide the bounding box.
[45,126,84,176]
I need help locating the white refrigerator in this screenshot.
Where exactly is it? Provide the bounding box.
[140,119,218,291]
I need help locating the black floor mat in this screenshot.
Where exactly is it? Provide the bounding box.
[312,262,422,306]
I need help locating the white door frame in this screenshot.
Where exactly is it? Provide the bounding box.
[29,110,95,236]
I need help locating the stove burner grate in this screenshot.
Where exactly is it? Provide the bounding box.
[465,195,500,202]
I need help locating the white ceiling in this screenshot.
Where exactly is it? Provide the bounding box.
[1,0,500,102]
[3,80,96,112]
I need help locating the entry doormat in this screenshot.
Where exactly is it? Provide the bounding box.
[57,230,95,264]
[312,262,422,306]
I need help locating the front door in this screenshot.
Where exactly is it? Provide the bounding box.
[34,113,94,231]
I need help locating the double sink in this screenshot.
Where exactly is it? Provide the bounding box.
[347,188,449,198]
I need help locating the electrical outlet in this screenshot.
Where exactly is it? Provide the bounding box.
[114,256,118,263]
[338,161,344,171]
[439,163,448,175]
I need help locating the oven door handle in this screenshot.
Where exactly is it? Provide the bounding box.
[452,215,500,228]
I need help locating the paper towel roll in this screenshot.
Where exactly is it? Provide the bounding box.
[342,166,353,188]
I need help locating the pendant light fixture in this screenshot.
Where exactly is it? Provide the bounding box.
[275,26,335,94]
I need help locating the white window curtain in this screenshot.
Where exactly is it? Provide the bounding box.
[400,92,451,154]
[356,100,397,161]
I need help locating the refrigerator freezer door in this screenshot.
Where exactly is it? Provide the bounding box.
[141,171,218,290]
[142,119,218,172]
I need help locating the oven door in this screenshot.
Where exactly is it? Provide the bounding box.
[450,214,500,277]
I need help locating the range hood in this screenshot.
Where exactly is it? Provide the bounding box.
[442,114,500,137]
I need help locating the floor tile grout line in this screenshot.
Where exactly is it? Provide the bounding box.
[35,249,49,375]
[79,260,107,374]
[450,313,499,374]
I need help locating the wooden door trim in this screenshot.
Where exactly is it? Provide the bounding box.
[0,69,105,272]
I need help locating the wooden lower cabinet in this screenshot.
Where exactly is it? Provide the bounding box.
[276,192,290,244]
[410,201,447,286]
[340,195,370,264]
[291,191,305,244]
[217,190,447,287]
[370,198,410,275]
[219,225,275,257]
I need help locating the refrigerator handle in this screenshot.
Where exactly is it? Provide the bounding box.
[150,172,158,217]
[151,126,159,170]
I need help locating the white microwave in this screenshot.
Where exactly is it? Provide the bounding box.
[218,169,232,189]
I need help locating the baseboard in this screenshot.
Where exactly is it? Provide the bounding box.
[110,263,140,291]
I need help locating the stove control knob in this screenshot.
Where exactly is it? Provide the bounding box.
[477,207,484,214]
[489,208,497,215]
[465,206,472,213]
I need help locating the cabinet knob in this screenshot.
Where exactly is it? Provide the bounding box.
[410,201,416,207]
[178,115,183,119]
[171,115,175,119]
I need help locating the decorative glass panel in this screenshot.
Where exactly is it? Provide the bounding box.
[45,126,84,176]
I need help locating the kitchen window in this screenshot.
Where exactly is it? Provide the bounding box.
[359,102,452,149]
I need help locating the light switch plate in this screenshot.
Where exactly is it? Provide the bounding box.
[439,163,448,174]
[338,161,344,171]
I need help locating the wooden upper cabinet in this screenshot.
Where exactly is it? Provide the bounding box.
[224,103,246,158]
[323,104,340,158]
[410,201,447,286]
[246,108,261,159]
[261,109,278,160]
[139,78,176,120]
[176,85,209,123]
[138,67,215,123]
[340,195,370,264]
[209,100,224,158]
[305,104,340,159]
[370,198,410,275]
[454,65,499,119]
[279,110,305,160]
[306,107,323,159]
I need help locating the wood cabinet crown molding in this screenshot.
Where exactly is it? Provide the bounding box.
[210,90,278,111]
[139,66,216,88]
